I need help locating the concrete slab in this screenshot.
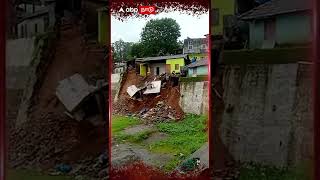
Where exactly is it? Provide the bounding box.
[143,132,168,144]
[123,124,154,135]
[55,73,96,112]
[143,81,161,94]
[127,85,141,97]
[111,143,174,169]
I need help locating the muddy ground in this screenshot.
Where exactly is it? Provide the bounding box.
[9,10,108,179]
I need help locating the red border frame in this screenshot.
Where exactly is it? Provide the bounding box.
[108,4,113,177]
[208,0,213,174]
[313,0,320,179]
[108,2,211,179]
[0,0,319,179]
[0,0,6,179]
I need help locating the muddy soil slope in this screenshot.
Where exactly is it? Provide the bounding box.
[113,70,184,120]
[9,16,107,178]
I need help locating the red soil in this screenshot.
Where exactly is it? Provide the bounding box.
[113,70,184,120]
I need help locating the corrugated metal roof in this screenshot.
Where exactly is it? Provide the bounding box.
[19,8,49,21]
[239,0,311,20]
[187,59,208,68]
[136,54,187,62]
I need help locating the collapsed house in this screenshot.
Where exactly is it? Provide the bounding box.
[127,80,162,99]
[56,73,108,122]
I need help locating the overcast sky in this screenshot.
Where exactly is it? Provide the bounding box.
[111,11,209,43]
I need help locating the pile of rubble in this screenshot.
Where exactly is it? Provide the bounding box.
[9,110,108,178]
[138,101,181,123]
[9,113,108,179]
[9,113,78,168]
[65,153,108,179]
[112,70,185,122]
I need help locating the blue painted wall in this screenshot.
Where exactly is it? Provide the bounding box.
[275,13,311,45]
[249,20,264,48]
[249,12,311,49]
[188,65,208,76]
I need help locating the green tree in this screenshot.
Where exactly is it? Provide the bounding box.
[140,18,181,57]
[130,42,144,58]
[112,39,133,62]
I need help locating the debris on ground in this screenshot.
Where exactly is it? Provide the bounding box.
[9,13,108,180]
[176,143,209,174]
[180,158,201,172]
[56,73,108,122]
[139,101,180,123]
[127,85,142,98]
[143,81,161,95]
[113,70,184,121]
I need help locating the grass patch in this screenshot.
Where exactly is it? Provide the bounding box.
[239,163,312,180]
[115,130,155,143]
[163,158,182,171]
[180,76,208,82]
[112,115,140,134]
[7,169,72,180]
[149,114,208,171]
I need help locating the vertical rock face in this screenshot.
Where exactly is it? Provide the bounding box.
[179,81,209,115]
[220,63,313,167]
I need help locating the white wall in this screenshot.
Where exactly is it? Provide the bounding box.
[18,4,45,14]
[220,63,313,166]
[149,63,166,75]
[179,81,209,115]
[18,17,46,38]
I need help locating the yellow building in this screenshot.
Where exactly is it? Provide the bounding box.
[211,0,236,36]
[97,7,110,45]
[136,55,187,76]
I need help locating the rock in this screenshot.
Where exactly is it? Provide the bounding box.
[156,101,164,106]
[167,114,175,120]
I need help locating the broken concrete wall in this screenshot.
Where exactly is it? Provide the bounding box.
[220,63,313,167]
[179,81,209,115]
[112,73,121,101]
